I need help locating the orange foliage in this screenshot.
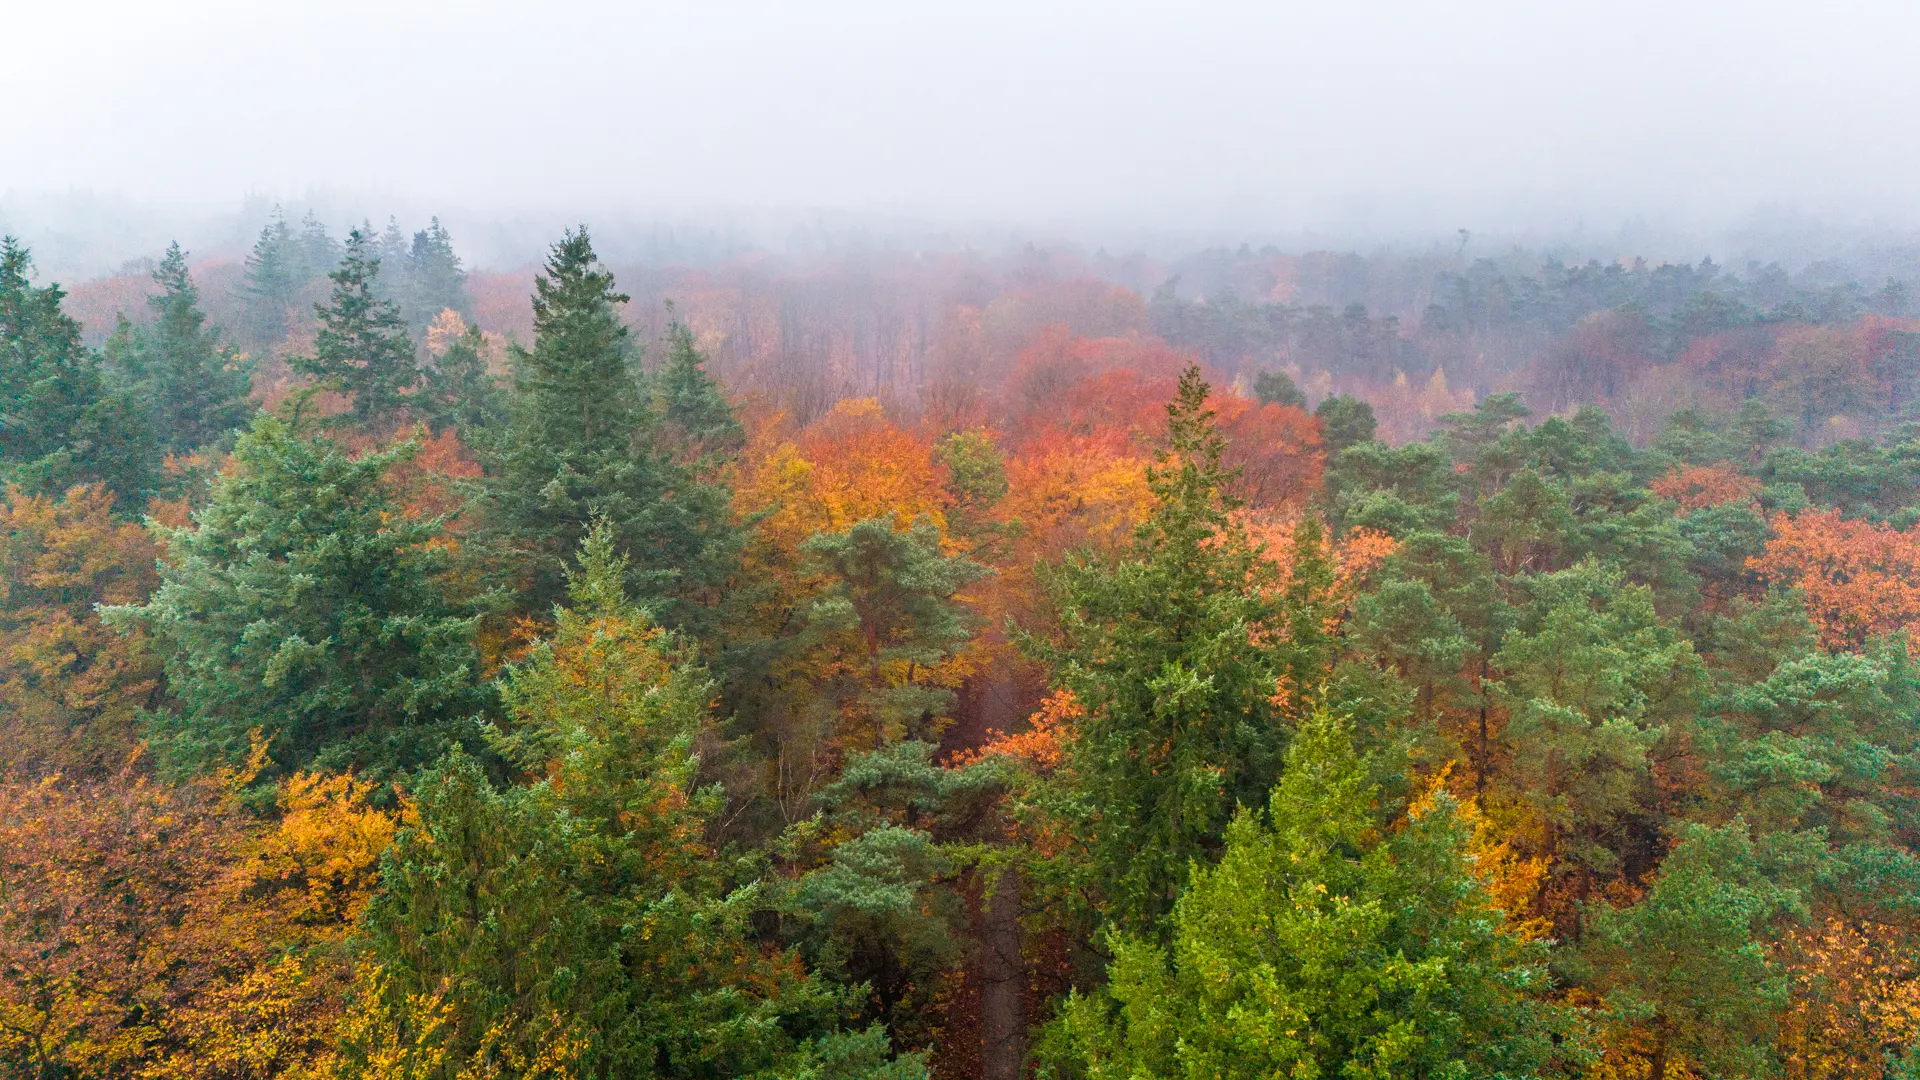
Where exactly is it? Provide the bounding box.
[383,426,483,524]
[0,485,162,773]
[953,688,1082,774]
[738,399,954,562]
[1407,768,1552,941]
[1243,514,1397,603]
[0,761,395,1079]
[1653,461,1761,510]
[1210,393,1324,510]
[1774,918,1920,1080]
[1751,510,1920,653]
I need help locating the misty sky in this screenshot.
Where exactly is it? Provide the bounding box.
[10,0,1920,234]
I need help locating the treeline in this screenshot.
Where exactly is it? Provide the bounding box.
[7,216,1920,1080]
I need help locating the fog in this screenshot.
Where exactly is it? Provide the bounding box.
[9,0,1920,271]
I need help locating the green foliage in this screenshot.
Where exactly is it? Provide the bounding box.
[933,428,1008,540]
[1044,712,1578,1080]
[351,528,923,1080]
[657,320,745,461]
[1492,560,1705,886]
[799,516,989,742]
[483,228,741,631]
[1314,392,1377,453]
[1033,363,1334,937]
[240,208,301,344]
[0,237,158,510]
[778,741,1009,1048]
[1580,823,1813,1080]
[116,242,256,452]
[383,216,467,332]
[1251,367,1306,408]
[419,320,503,433]
[291,227,420,431]
[109,415,487,784]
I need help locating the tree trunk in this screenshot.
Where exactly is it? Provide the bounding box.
[979,866,1025,1080]
[1645,1026,1669,1080]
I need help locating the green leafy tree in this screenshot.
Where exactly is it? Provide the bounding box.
[483,227,740,630]
[108,415,487,784]
[1033,363,1334,937]
[1491,560,1706,912]
[0,237,157,509]
[934,428,1009,542]
[1044,712,1579,1080]
[129,242,255,451]
[291,228,420,431]
[780,741,1006,1053]
[347,525,923,1080]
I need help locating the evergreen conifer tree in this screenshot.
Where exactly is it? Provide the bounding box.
[296,209,340,281]
[136,242,255,451]
[421,321,502,432]
[1046,712,1580,1080]
[291,228,420,431]
[400,216,467,332]
[346,524,923,1080]
[1030,363,1337,937]
[108,415,487,785]
[0,238,157,509]
[483,227,741,631]
[240,208,299,344]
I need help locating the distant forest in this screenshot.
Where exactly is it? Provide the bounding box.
[58,208,1920,450]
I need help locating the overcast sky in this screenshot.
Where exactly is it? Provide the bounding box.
[9,0,1920,239]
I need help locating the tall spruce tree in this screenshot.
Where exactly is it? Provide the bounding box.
[135,243,255,451]
[296,209,340,281]
[291,228,420,431]
[483,227,740,631]
[346,525,923,1080]
[1029,363,1337,937]
[656,320,743,462]
[0,237,157,509]
[400,216,467,332]
[240,208,299,345]
[108,415,487,785]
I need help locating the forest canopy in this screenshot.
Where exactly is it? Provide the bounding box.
[7,213,1920,1080]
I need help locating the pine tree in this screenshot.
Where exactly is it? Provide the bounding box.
[0,237,157,509]
[138,242,255,451]
[656,320,742,462]
[420,321,502,432]
[798,516,989,745]
[400,216,467,332]
[291,228,420,431]
[1029,363,1335,937]
[1581,823,1811,1080]
[107,415,487,785]
[295,209,340,282]
[1046,712,1580,1080]
[1252,367,1306,408]
[345,525,924,1080]
[483,227,741,631]
[240,208,299,345]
